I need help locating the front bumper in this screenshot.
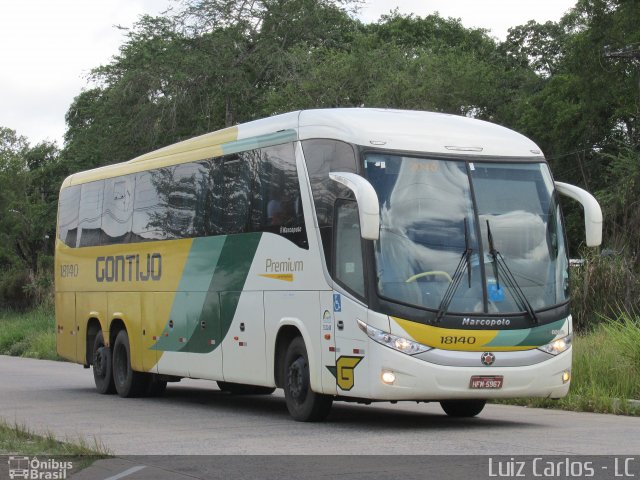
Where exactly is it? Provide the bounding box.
[360,340,572,401]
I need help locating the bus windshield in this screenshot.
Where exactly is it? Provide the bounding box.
[364,154,568,316]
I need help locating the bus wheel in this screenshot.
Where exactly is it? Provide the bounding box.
[112,330,149,398]
[217,381,275,395]
[92,331,115,394]
[440,399,486,417]
[283,337,332,422]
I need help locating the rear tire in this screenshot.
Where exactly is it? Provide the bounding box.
[112,330,149,398]
[217,381,275,395]
[283,336,332,422]
[92,331,115,394]
[440,399,486,417]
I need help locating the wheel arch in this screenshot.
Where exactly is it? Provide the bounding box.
[273,320,319,391]
[108,317,128,349]
[85,317,102,366]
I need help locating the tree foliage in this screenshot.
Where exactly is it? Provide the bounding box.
[0,129,61,308]
[2,0,640,308]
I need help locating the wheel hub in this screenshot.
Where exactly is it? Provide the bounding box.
[94,347,106,377]
[287,357,308,402]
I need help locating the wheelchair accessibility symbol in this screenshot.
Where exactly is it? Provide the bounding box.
[333,293,342,312]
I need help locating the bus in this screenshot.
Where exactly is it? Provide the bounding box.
[55,108,602,421]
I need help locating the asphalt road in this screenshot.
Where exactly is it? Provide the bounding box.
[1,355,639,478]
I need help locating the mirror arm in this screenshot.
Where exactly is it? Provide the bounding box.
[329,172,380,240]
[555,181,603,247]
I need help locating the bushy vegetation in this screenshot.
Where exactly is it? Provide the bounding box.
[0,305,57,360]
[570,251,640,332]
[503,312,640,414]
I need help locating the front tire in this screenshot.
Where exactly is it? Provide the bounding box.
[112,330,149,398]
[440,399,486,417]
[92,330,115,394]
[283,337,332,422]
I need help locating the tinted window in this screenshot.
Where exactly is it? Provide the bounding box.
[77,180,105,247]
[335,201,365,297]
[302,139,357,268]
[256,143,307,248]
[132,170,164,241]
[65,141,307,248]
[221,155,252,234]
[58,185,80,247]
[102,175,135,245]
[132,163,209,241]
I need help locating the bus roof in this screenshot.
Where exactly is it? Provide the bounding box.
[62,109,544,187]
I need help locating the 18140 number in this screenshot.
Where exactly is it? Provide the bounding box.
[440,336,477,345]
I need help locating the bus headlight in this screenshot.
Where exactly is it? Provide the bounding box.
[538,334,572,355]
[357,319,431,355]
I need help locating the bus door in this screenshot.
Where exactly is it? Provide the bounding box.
[330,200,369,397]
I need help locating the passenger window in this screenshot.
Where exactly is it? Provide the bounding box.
[58,185,80,247]
[77,180,105,247]
[221,155,251,234]
[102,175,135,245]
[133,164,209,241]
[334,200,365,298]
[257,144,308,248]
[132,170,166,241]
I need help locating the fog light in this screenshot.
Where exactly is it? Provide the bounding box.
[381,370,396,385]
[562,370,571,384]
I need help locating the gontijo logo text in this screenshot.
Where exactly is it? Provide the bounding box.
[96,253,162,282]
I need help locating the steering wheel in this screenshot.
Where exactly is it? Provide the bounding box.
[405,271,453,283]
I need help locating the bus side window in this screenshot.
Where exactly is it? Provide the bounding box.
[102,175,135,245]
[301,139,358,268]
[334,200,365,298]
[58,185,80,247]
[77,180,105,247]
[221,155,251,234]
[132,171,166,241]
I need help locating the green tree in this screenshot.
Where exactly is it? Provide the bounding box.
[0,128,60,308]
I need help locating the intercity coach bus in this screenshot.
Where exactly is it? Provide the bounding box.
[55,109,602,421]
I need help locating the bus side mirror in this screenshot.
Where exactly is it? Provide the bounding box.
[555,181,603,247]
[329,172,380,240]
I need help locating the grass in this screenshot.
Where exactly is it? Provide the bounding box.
[0,418,110,475]
[498,314,640,415]
[0,304,58,360]
[0,419,110,456]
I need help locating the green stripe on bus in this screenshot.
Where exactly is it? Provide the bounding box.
[153,233,263,354]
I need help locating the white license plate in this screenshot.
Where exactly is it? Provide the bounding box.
[469,375,503,389]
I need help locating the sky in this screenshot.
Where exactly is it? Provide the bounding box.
[0,0,577,148]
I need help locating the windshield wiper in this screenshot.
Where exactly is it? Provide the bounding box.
[486,220,539,325]
[435,219,473,323]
